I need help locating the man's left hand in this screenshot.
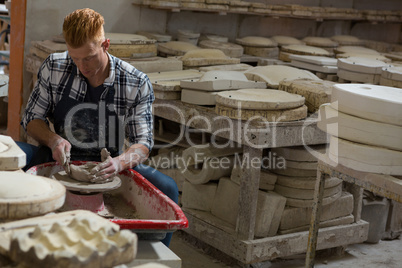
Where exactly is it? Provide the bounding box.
[90,156,123,182]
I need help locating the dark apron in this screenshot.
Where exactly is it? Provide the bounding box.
[52,65,121,161]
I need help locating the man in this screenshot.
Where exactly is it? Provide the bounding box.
[18,8,178,246]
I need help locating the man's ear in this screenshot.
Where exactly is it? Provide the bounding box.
[102,39,110,51]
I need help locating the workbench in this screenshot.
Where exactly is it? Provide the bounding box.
[153,99,369,265]
[306,155,402,267]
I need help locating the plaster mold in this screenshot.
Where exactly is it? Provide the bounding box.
[157,41,199,56]
[330,84,402,126]
[329,136,402,175]
[0,135,26,170]
[278,79,334,112]
[181,89,217,105]
[276,175,341,190]
[279,191,353,231]
[337,57,390,74]
[381,65,402,82]
[302,37,338,48]
[288,55,337,66]
[215,103,308,121]
[318,103,402,151]
[337,68,381,84]
[271,144,327,162]
[0,172,65,219]
[230,165,277,191]
[180,49,240,67]
[271,36,305,47]
[268,167,317,177]
[180,70,266,91]
[198,63,253,72]
[181,181,217,211]
[126,57,182,73]
[106,33,154,44]
[334,46,380,55]
[281,45,331,57]
[147,70,203,83]
[290,60,338,74]
[154,90,181,100]
[8,211,137,268]
[235,36,277,48]
[215,88,305,110]
[244,65,321,88]
[199,40,244,58]
[199,33,228,43]
[336,53,390,62]
[243,46,279,58]
[275,183,342,200]
[286,190,342,208]
[330,35,364,46]
[285,159,318,170]
[136,31,172,43]
[152,80,181,92]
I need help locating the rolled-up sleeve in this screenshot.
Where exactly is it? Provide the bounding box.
[125,76,155,151]
[21,58,53,131]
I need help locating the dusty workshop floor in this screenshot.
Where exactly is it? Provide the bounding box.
[169,231,402,268]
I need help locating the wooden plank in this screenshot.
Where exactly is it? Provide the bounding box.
[7,0,26,140]
[183,208,369,264]
[236,146,261,240]
[306,170,327,268]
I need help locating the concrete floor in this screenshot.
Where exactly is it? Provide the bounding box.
[169,231,402,268]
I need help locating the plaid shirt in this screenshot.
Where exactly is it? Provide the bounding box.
[21,52,155,151]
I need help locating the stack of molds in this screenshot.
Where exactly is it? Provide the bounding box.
[105,33,157,58]
[380,65,402,88]
[235,36,279,58]
[288,54,338,78]
[199,40,244,58]
[180,70,266,105]
[147,69,204,100]
[180,143,287,238]
[337,57,391,84]
[278,79,335,113]
[268,145,353,234]
[198,33,228,43]
[136,31,172,43]
[271,35,305,48]
[215,88,308,122]
[210,177,287,238]
[318,84,402,175]
[302,36,338,54]
[0,210,137,267]
[244,65,321,89]
[334,46,390,62]
[330,35,365,46]
[177,29,200,46]
[179,49,240,69]
[126,56,183,73]
[0,135,26,171]
[29,40,67,60]
[157,41,199,57]
[279,44,332,62]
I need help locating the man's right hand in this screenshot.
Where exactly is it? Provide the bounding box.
[51,138,72,168]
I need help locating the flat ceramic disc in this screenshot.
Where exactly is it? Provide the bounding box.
[52,171,121,193]
[0,172,66,219]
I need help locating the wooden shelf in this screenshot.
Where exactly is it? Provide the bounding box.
[133,1,402,22]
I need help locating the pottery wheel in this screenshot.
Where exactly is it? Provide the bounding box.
[52,171,122,193]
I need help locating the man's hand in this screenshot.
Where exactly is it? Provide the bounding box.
[51,138,71,170]
[90,156,123,182]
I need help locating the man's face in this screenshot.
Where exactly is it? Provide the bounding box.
[67,40,109,79]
